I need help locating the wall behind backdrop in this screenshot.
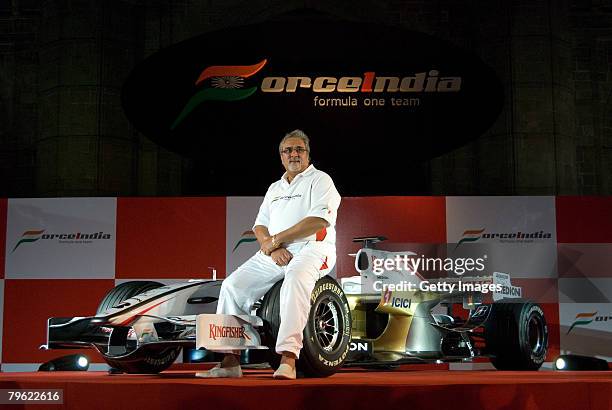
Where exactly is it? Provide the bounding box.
[1,0,612,197]
[1,195,611,371]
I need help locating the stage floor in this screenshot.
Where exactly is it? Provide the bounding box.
[1,366,611,410]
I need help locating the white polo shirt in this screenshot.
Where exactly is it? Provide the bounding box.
[253,164,341,246]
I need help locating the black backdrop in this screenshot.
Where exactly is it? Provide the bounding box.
[122,11,503,195]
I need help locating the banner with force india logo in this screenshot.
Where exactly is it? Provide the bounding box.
[445,196,558,279]
[225,196,264,276]
[559,302,612,361]
[5,198,116,278]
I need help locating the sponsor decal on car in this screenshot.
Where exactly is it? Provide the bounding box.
[208,324,250,341]
[349,341,370,352]
[347,339,372,361]
[391,297,411,308]
[196,314,263,350]
[492,272,522,301]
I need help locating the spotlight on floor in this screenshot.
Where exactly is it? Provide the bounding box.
[38,354,90,371]
[554,354,609,371]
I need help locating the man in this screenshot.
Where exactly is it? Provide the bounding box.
[197,129,341,380]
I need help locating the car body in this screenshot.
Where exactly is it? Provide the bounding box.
[42,236,548,374]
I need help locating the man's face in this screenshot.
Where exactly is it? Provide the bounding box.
[280,137,310,174]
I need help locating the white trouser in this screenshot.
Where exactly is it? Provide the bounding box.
[216,241,336,357]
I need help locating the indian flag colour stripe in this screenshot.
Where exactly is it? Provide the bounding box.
[195,59,267,86]
[463,229,486,236]
[12,229,45,252]
[22,229,45,236]
[171,60,267,129]
[567,312,597,334]
[232,230,257,252]
[171,87,257,129]
[455,228,485,249]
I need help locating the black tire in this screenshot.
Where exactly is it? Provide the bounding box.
[483,300,548,370]
[97,281,182,374]
[257,276,352,377]
[97,281,164,315]
[257,280,284,370]
[102,337,182,374]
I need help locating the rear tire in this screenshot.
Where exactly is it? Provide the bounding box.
[484,300,548,370]
[257,281,283,370]
[257,276,352,377]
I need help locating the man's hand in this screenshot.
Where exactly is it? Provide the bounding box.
[261,235,279,255]
[270,248,293,266]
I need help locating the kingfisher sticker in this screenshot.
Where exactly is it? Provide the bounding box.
[196,314,263,350]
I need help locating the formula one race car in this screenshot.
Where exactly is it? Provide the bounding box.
[42,236,548,376]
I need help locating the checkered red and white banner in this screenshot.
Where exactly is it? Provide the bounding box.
[1,196,610,371]
[556,197,612,361]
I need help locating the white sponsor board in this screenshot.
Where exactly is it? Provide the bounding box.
[559,302,612,361]
[226,197,264,275]
[5,198,116,278]
[196,314,264,350]
[445,196,557,278]
[557,244,612,278]
[559,278,612,303]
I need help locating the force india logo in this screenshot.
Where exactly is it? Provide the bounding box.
[232,230,257,253]
[567,312,612,334]
[209,324,251,341]
[172,59,462,128]
[12,229,112,253]
[455,228,553,249]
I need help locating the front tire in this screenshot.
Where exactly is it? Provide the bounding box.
[484,300,548,370]
[97,281,164,315]
[97,281,182,374]
[257,276,352,377]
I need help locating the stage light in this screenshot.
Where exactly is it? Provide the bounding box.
[553,354,609,371]
[77,356,89,369]
[190,349,207,362]
[39,354,90,371]
[555,357,566,370]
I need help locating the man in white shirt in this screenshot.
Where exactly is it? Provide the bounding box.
[197,129,341,380]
